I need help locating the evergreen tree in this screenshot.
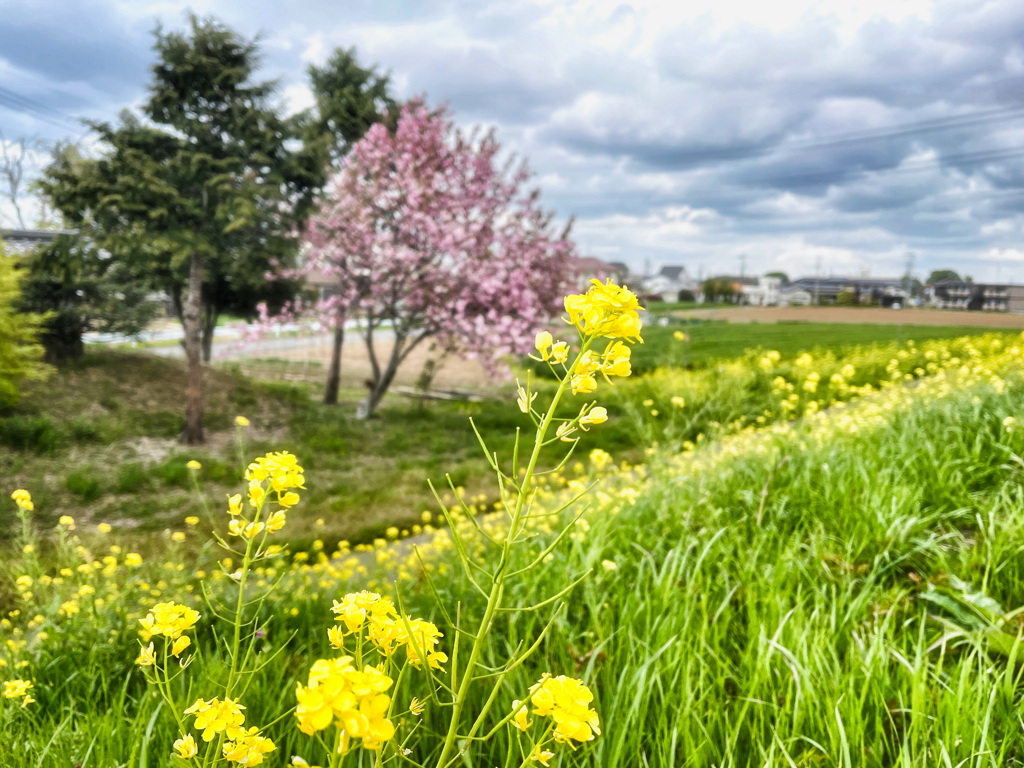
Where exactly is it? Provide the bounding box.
[40,15,315,443]
[18,232,159,363]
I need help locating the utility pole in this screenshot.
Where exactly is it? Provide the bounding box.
[814,255,821,305]
[904,251,915,297]
[738,253,747,278]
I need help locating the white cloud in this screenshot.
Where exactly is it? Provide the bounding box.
[6,0,1024,284]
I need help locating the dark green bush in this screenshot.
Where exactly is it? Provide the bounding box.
[113,462,150,494]
[65,468,104,503]
[0,415,60,453]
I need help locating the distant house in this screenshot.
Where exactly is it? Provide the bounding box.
[740,276,782,306]
[778,287,813,306]
[781,276,909,306]
[572,256,629,290]
[643,265,699,302]
[927,279,1024,312]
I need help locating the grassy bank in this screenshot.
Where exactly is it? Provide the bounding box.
[3,327,1021,549]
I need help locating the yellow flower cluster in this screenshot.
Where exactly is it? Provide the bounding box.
[329,591,448,670]
[245,451,305,500]
[532,331,570,364]
[526,281,643,443]
[3,678,34,706]
[568,341,633,395]
[222,726,277,766]
[294,657,396,752]
[330,591,395,633]
[172,733,198,758]
[137,601,200,661]
[512,674,600,744]
[184,697,247,742]
[225,451,305,540]
[10,489,32,511]
[139,601,199,640]
[564,278,644,341]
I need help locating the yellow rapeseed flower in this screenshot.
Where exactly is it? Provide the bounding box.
[530,746,555,765]
[510,700,532,731]
[527,674,601,743]
[531,331,570,364]
[294,657,395,751]
[265,510,288,532]
[135,642,156,666]
[331,592,396,634]
[589,448,612,470]
[10,489,33,511]
[184,697,246,742]
[563,279,644,342]
[186,460,202,470]
[172,733,198,758]
[599,340,632,379]
[570,373,597,395]
[235,415,250,427]
[578,407,608,430]
[139,602,200,640]
[222,726,275,766]
[3,679,33,701]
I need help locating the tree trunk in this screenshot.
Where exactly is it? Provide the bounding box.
[356,367,396,419]
[201,304,217,363]
[323,324,345,405]
[183,253,205,444]
[43,332,84,364]
[355,331,427,419]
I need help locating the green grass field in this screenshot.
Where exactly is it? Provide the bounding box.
[631,320,1009,372]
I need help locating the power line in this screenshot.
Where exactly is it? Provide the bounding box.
[745,144,1024,190]
[0,84,76,122]
[0,86,80,132]
[659,103,1024,167]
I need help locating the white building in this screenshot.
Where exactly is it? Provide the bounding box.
[739,276,782,306]
[643,266,699,301]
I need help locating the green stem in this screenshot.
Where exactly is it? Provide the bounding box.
[224,531,256,697]
[433,337,592,768]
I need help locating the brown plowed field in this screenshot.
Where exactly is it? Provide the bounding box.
[675,306,1024,328]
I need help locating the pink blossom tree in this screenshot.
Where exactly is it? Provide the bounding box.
[300,100,577,417]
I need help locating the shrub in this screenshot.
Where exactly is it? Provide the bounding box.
[65,468,104,503]
[113,462,150,494]
[0,415,59,453]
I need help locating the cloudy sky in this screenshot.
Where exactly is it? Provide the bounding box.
[3,0,1024,281]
